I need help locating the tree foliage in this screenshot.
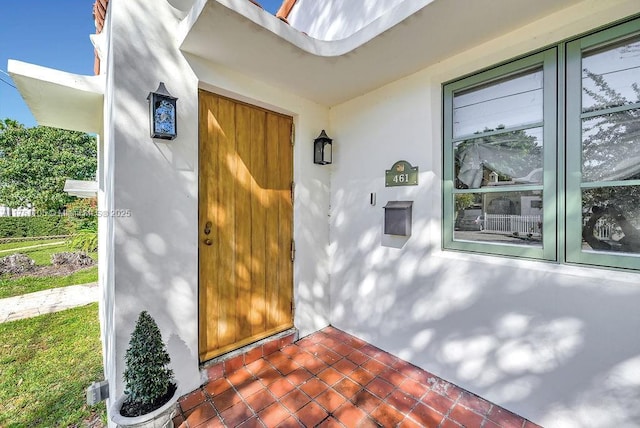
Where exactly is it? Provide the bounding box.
[0,120,97,211]
[122,311,175,416]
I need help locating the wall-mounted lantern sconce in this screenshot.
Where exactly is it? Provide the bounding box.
[314,130,333,165]
[147,82,178,140]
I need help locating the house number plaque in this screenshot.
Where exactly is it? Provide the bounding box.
[385,160,418,187]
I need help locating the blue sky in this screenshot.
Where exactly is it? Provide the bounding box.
[0,0,284,128]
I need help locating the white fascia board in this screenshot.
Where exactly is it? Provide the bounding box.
[179,0,432,57]
[7,60,104,134]
[64,179,99,198]
[178,0,585,106]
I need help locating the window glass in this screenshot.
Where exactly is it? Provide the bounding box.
[454,127,543,189]
[582,112,640,182]
[582,186,640,254]
[453,69,543,138]
[454,191,543,246]
[582,36,640,113]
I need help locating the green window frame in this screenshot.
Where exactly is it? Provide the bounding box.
[443,17,640,270]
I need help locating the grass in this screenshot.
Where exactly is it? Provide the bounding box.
[0,240,66,252]
[0,303,106,427]
[0,239,98,299]
[0,266,98,299]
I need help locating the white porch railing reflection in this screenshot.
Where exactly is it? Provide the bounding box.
[482,214,615,239]
[482,214,542,236]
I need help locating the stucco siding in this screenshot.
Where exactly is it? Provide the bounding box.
[328,2,640,426]
[105,0,333,407]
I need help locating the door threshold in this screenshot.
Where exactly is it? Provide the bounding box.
[199,328,298,383]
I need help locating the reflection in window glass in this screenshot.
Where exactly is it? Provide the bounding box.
[453,68,543,138]
[454,191,543,246]
[582,36,640,113]
[454,128,543,189]
[582,112,640,181]
[582,186,640,254]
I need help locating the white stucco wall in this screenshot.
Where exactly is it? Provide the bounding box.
[101,0,639,426]
[287,0,407,41]
[104,0,332,412]
[328,2,640,427]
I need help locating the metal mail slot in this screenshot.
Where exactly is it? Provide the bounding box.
[384,201,413,236]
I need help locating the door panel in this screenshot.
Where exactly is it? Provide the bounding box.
[198,91,293,362]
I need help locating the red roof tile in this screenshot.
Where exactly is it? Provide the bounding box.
[276,0,297,20]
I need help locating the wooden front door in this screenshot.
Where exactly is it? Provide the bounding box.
[198,90,293,362]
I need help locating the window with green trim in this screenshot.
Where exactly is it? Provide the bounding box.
[444,17,640,269]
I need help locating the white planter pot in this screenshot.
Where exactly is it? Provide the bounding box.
[110,388,179,428]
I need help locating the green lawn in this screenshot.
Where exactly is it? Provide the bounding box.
[0,239,98,299]
[0,266,98,299]
[0,303,106,427]
[0,240,66,252]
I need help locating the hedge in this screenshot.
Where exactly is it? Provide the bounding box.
[0,216,72,238]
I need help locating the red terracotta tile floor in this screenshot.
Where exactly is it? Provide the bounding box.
[174,327,541,427]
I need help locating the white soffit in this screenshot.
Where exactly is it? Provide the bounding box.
[64,179,98,198]
[180,0,583,106]
[7,60,104,134]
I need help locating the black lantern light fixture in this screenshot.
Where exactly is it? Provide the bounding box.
[147,82,178,140]
[313,130,333,165]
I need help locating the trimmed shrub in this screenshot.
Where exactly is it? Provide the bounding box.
[0,216,71,238]
[121,311,175,417]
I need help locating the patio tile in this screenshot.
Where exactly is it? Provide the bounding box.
[236,416,264,427]
[365,377,395,400]
[350,389,380,414]
[315,388,348,413]
[408,402,445,427]
[362,358,386,374]
[386,389,418,414]
[276,415,302,427]
[333,401,369,428]
[176,326,537,428]
[258,402,290,426]
[244,346,263,365]
[316,416,343,427]
[400,377,430,400]
[219,401,254,426]
[349,367,376,387]
[245,388,276,412]
[299,377,329,398]
[333,377,362,400]
[488,406,528,427]
[183,402,218,426]
[179,389,206,412]
[296,401,329,426]
[236,378,264,398]
[287,367,314,385]
[346,349,370,365]
[227,367,253,386]
[440,417,464,428]
[371,401,406,427]
[457,390,493,416]
[211,387,242,412]
[317,366,344,386]
[333,357,358,375]
[204,377,232,396]
[269,377,296,397]
[449,403,486,427]
[280,388,312,413]
[422,389,456,415]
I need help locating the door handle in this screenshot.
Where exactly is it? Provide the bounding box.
[204,221,212,235]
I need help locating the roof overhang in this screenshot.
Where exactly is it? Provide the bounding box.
[7,60,104,134]
[63,179,98,198]
[180,0,583,106]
